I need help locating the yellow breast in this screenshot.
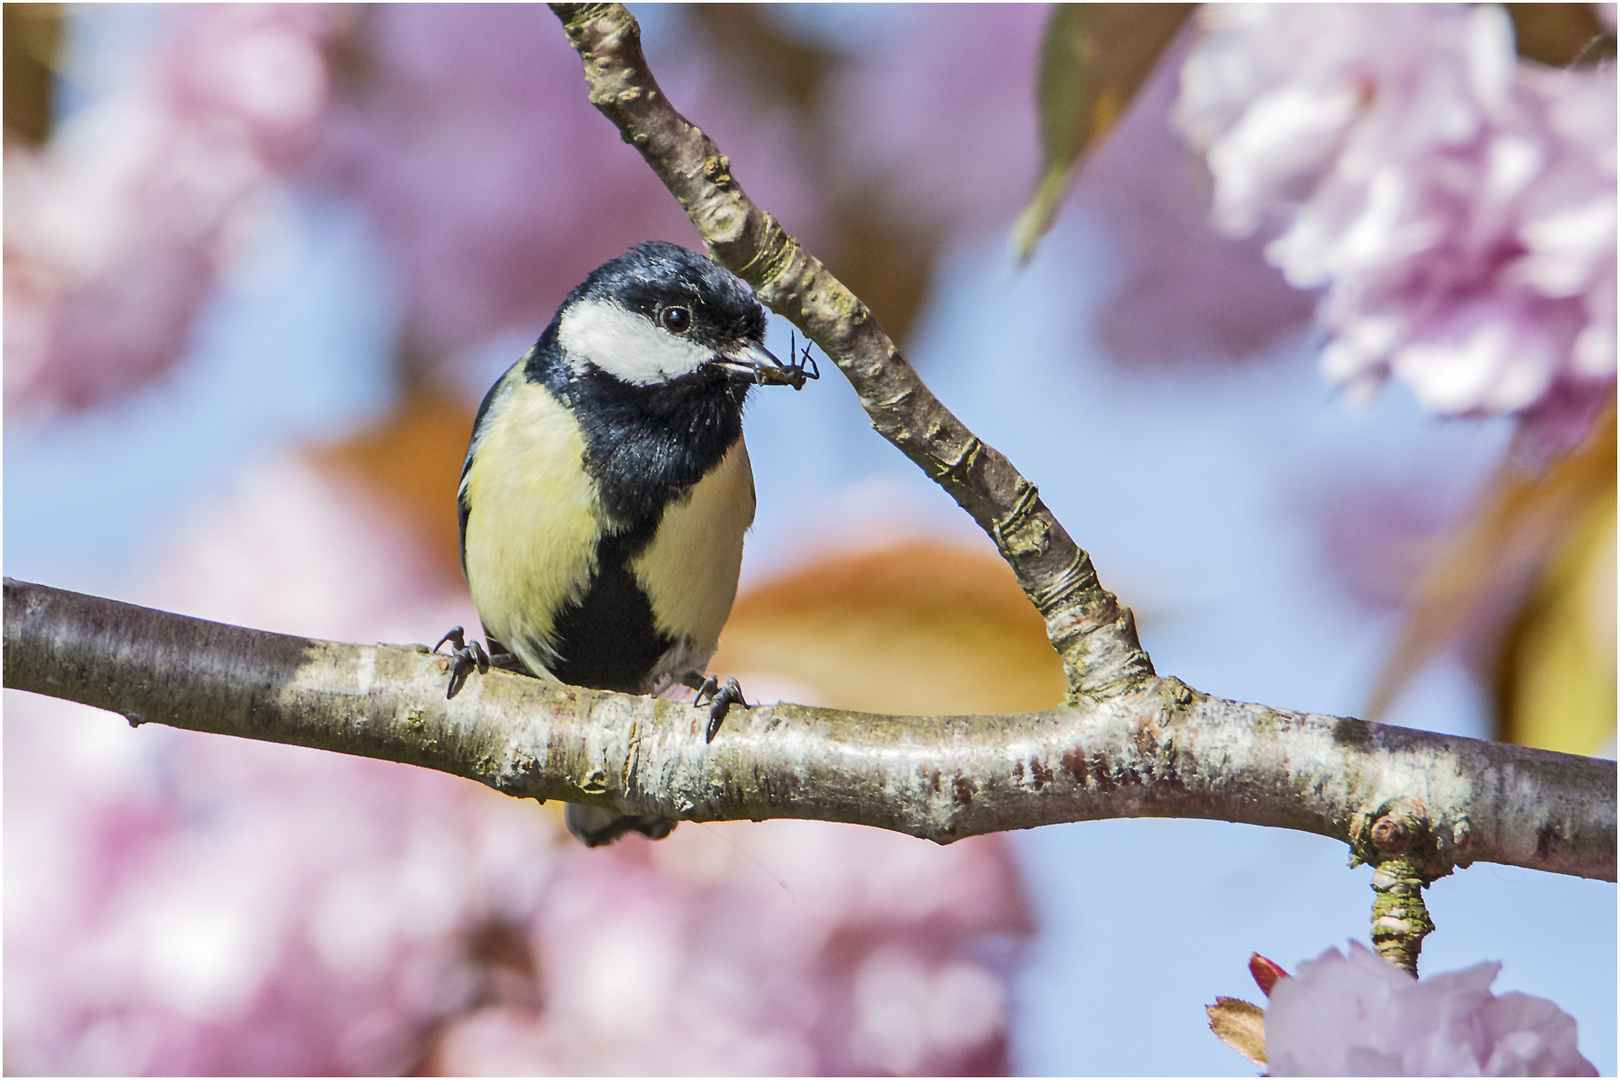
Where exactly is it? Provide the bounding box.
[631,437,756,681]
[460,374,603,677]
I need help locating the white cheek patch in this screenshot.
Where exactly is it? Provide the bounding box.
[558,298,714,384]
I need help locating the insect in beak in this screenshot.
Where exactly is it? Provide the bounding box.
[750,332,819,391]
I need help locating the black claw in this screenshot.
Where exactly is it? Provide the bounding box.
[694,675,748,743]
[435,625,490,699]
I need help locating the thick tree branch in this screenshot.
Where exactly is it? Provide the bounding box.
[549,2,1150,702]
[7,579,1614,883]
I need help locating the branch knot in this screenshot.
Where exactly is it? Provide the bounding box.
[1352,798,1451,976]
[993,478,1051,561]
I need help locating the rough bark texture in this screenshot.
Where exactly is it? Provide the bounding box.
[550,2,1152,703]
[8,579,1613,882]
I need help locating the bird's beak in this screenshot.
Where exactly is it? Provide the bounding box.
[719,340,818,390]
[717,340,784,379]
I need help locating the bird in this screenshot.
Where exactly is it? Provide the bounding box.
[436,241,815,847]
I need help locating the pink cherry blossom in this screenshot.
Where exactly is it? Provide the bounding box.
[829,5,1316,368]
[1069,28,1316,367]
[1265,942,1597,1076]
[4,6,339,418]
[1176,4,1616,451]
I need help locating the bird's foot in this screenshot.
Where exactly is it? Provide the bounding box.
[434,625,491,699]
[684,673,749,743]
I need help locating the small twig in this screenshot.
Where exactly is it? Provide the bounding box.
[1353,799,1444,975]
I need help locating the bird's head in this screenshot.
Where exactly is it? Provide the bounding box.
[556,241,812,390]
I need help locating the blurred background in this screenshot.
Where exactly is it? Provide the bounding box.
[4,4,1614,1074]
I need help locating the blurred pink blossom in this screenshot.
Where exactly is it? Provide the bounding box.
[426,818,1026,1075]
[830,6,1315,366]
[825,5,1047,234]
[310,5,824,380]
[1072,28,1316,366]
[5,451,1030,1075]
[1265,942,1597,1076]
[4,691,558,1075]
[1176,4,1617,450]
[4,5,339,417]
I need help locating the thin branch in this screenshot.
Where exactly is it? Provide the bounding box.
[549,2,1151,702]
[7,579,1614,883]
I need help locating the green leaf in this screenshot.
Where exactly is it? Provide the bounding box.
[1012,3,1195,262]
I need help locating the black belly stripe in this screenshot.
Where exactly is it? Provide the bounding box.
[544,525,672,694]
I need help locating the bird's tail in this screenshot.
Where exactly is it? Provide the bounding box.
[564,803,677,847]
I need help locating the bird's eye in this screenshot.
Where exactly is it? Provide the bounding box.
[659,306,692,333]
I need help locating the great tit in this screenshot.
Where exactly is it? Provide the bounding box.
[438,241,813,847]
